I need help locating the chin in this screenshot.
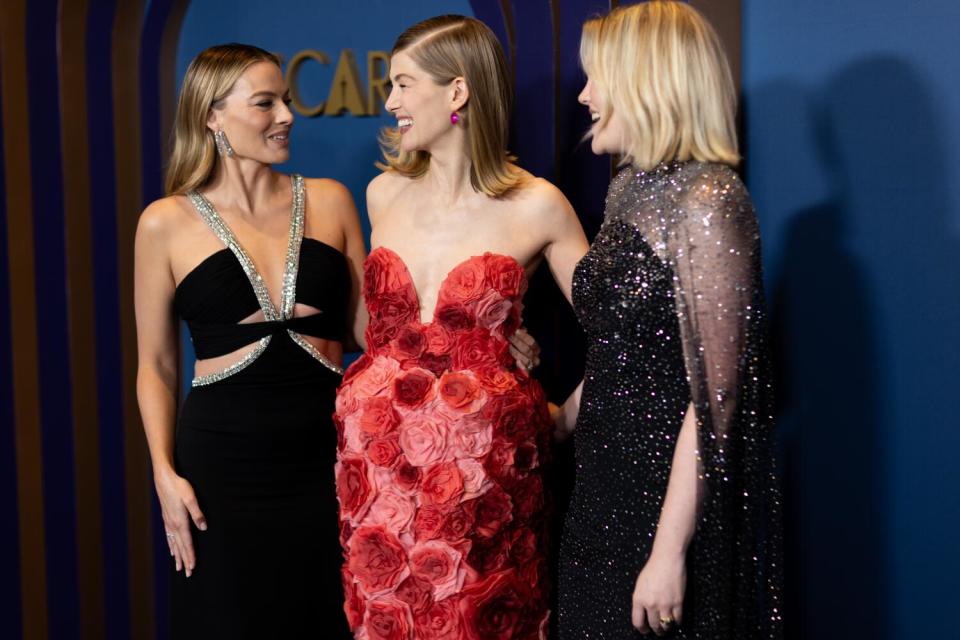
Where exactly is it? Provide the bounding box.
[399,137,422,154]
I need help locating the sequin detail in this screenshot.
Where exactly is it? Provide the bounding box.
[558,161,784,639]
[191,337,271,387]
[186,175,342,385]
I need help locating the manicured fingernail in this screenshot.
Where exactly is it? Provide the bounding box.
[199,522,207,531]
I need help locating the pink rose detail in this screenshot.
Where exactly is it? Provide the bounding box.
[475,289,513,330]
[457,458,493,501]
[438,371,486,413]
[336,457,375,524]
[422,462,465,506]
[440,258,487,304]
[410,540,466,601]
[424,324,456,354]
[351,356,402,399]
[365,488,416,533]
[451,413,493,459]
[362,598,414,640]
[414,598,463,640]
[347,526,410,597]
[399,413,450,467]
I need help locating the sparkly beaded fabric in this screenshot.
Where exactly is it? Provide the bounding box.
[557,161,784,639]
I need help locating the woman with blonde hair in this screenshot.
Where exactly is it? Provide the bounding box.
[332,14,588,640]
[554,2,784,637]
[135,43,364,637]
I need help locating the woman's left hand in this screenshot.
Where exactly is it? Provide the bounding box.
[631,550,686,635]
[508,327,540,371]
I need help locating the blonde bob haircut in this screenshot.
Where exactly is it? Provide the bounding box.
[378,15,520,198]
[581,1,739,170]
[165,43,281,195]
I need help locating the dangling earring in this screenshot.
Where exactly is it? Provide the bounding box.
[450,111,460,125]
[214,128,235,157]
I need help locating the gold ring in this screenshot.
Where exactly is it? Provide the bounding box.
[659,616,675,625]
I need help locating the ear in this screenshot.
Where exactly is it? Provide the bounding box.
[450,77,469,112]
[206,107,221,134]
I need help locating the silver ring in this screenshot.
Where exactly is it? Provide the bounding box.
[165,532,176,540]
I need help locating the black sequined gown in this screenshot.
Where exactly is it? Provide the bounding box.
[557,162,784,639]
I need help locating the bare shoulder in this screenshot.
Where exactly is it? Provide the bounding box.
[137,195,192,241]
[366,170,409,223]
[302,177,360,226]
[508,171,575,226]
[303,177,357,211]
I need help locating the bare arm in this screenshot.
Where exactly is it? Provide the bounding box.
[651,402,699,558]
[538,182,590,306]
[534,181,589,434]
[323,180,368,351]
[134,200,206,578]
[134,202,181,479]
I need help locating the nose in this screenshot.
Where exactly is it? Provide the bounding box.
[277,99,294,126]
[577,80,591,106]
[385,83,400,113]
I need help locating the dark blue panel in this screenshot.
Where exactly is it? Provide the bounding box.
[26,0,81,636]
[86,1,132,638]
[554,0,611,238]
[139,4,175,636]
[0,34,25,640]
[469,1,511,66]
[509,1,555,179]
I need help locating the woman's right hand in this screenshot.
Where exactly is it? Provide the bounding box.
[154,468,207,577]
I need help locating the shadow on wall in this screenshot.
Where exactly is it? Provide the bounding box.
[754,56,956,640]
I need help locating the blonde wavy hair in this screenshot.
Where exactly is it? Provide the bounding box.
[165,43,281,195]
[377,15,520,198]
[581,1,739,170]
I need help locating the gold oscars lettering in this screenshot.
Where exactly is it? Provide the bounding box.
[286,49,390,117]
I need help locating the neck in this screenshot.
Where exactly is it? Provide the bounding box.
[204,158,280,216]
[424,129,474,207]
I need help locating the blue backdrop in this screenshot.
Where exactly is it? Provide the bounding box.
[743,1,960,637]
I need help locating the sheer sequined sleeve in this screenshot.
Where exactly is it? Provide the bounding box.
[667,166,784,635]
[669,168,759,443]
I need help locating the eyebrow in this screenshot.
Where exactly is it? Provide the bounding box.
[389,73,414,83]
[249,90,289,99]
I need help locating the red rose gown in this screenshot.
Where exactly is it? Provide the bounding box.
[334,248,552,640]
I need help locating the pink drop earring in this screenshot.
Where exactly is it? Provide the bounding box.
[450,111,460,125]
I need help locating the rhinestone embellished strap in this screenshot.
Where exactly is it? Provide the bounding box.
[186,190,281,321]
[191,337,271,387]
[185,176,303,385]
[288,330,344,375]
[187,175,342,383]
[282,176,344,376]
[280,174,305,320]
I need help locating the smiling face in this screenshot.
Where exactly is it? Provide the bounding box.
[578,76,626,156]
[207,61,293,165]
[384,50,466,154]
